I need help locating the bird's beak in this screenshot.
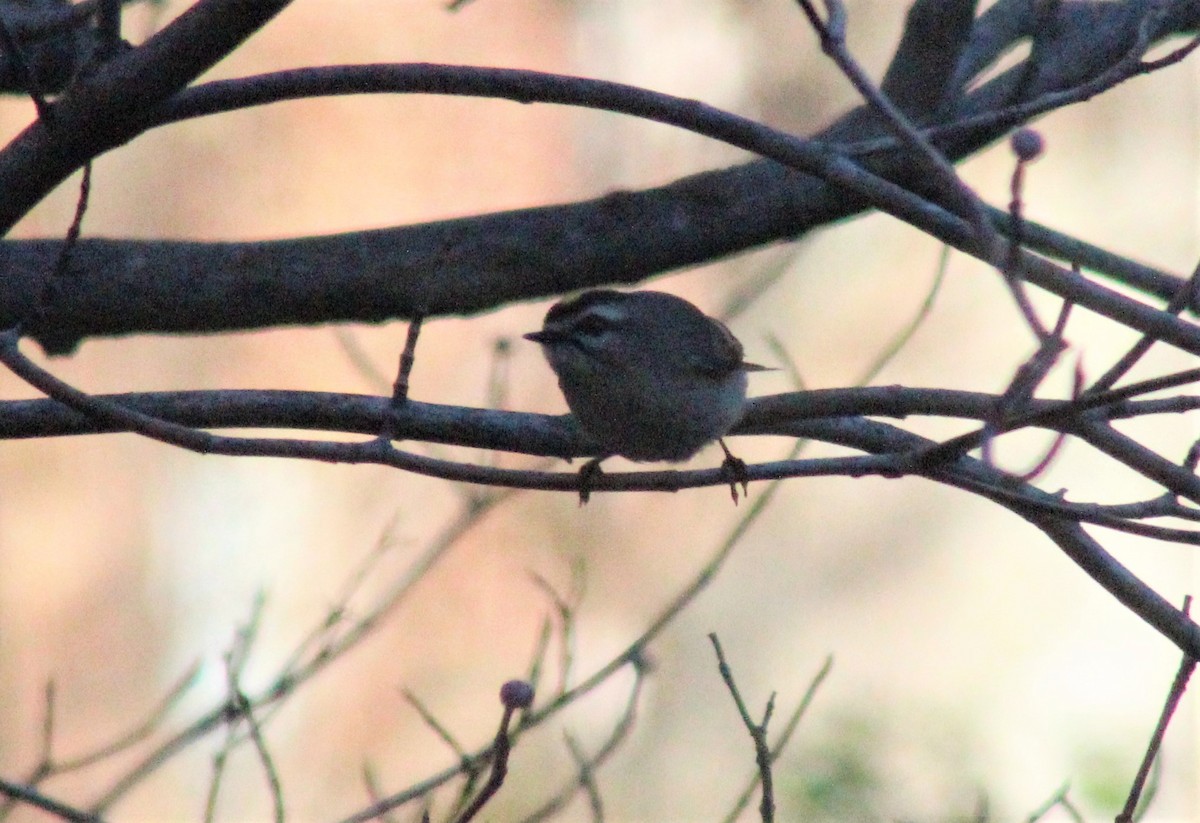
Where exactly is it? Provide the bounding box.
[523,330,554,344]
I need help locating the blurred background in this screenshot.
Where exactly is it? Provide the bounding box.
[0,0,1197,820]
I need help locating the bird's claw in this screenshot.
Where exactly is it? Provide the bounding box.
[578,458,604,505]
[719,439,749,505]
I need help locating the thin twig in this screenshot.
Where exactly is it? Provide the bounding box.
[1025,782,1084,823]
[1117,595,1196,823]
[1002,128,1050,340]
[856,244,949,385]
[55,662,201,772]
[1088,258,1200,395]
[721,656,833,823]
[451,683,532,823]
[92,494,509,813]
[203,715,236,823]
[521,617,554,720]
[238,689,285,823]
[392,314,424,405]
[0,778,101,823]
[518,658,646,823]
[978,300,1071,472]
[562,734,604,822]
[361,765,402,823]
[25,161,93,341]
[343,448,788,822]
[0,682,57,820]
[208,595,285,823]
[795,0,995,254]
[709,634,776,823]
[528,567,584,696]
[333,328,393,393]
[403,690,470,763]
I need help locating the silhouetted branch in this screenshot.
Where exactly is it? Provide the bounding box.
[721,656,834,823]
[0,3,1192,351]
[0,0,296,233]
[1117,596,1197,823]
[0,778,100,823]
[710,634,777,822]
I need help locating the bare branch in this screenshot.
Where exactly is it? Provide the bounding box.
[0,1,1193,352]
[0,0,296,233]
[709,634,777,822]
[1117,596,1197,823]
[721,656,834,823]
[0,778,101,823]
[880,0,979,117]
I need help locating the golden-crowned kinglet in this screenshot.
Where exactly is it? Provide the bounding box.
[524,289,766,502]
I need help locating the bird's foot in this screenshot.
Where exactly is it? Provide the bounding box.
[719,439,749,505]
[577,457,604,505]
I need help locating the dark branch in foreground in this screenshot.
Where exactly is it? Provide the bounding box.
[710,633,777,823]
[0,2,1194,352]
[1117,596,1197,823]
[2,330,1198,660]
[0,777,101,823]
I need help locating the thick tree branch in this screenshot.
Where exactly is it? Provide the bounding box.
[880,0,979,118]
[1,3,1197,814]
[2,384,1196,450]
[3,374,1198,536]
[783,416,1200,659]
[0,1,1193,353]
[0,0,295,234]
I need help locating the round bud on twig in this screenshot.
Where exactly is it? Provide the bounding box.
[499,679,534,709]
[1010,128,1045,162]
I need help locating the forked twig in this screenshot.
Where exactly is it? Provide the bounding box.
[519,658,647,823]
[1089,259,1200,395]
[709,634,777,823]
[1025,781,1084,823]
[0,778,99,823]
[450,681,534,823]
[1117,595,1197,823]
[720,655,833,823]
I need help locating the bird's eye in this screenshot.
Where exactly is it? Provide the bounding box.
[572,314,612,339]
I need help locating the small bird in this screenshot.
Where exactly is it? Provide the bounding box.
[524,289,766,503]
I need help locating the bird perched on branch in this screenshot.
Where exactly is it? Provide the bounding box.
[525,289,766,503]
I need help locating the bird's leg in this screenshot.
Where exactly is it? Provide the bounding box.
[718,439,749,504]
[577,457,606,505]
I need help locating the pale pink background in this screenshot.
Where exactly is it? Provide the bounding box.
[0,1,1196,820]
